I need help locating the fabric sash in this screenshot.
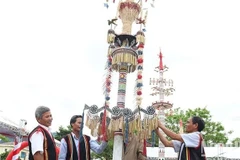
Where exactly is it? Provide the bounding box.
[29,126,57,160]
[82,136,90,160]
[66,134,90,160]
[66,134,73,160]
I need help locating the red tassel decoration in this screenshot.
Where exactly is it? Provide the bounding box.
[143,139,147,156]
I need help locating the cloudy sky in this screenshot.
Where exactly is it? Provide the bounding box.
[0,0,239,141]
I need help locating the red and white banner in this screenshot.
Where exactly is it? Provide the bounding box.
[6,141,28,160]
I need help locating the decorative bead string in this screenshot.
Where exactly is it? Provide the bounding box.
[135,42,144,106]
[104,45,113,108]
[100,43,113,140]
[124,117,129,144]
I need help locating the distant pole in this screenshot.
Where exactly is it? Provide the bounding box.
[150,51,174,160]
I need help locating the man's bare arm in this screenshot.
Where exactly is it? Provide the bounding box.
[33,151,44,160]
[158,121,183,142]
[155,128,174,147]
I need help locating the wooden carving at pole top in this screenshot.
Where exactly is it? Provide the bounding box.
[118,0,140,34]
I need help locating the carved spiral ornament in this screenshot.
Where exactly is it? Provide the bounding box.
[122,108,133,118]
[84,104,156,119]
[89,105,98,114]
[146,106,155,115]
[112,106,121,116]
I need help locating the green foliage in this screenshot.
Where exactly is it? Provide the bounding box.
[0,134,10,142]
[0,149,10,159]
[231,137,240,146]
[54,125,72,141]
[165,107,231,144]
[91,139,113,160]
[147,132,159,147]
[147,137,159,147]
[0,135,10,159]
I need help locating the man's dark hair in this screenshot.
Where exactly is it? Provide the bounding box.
[192,116,205,132]
[70,115,82,127]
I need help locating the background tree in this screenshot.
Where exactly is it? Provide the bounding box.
[0,149,10,160]
[54,125,72,141]
[0,135,10,159]
[231,137,240,147]
[165,107,232,145]
[91,138,113,160]
[0,134,10,142]
[147,131,159,147]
